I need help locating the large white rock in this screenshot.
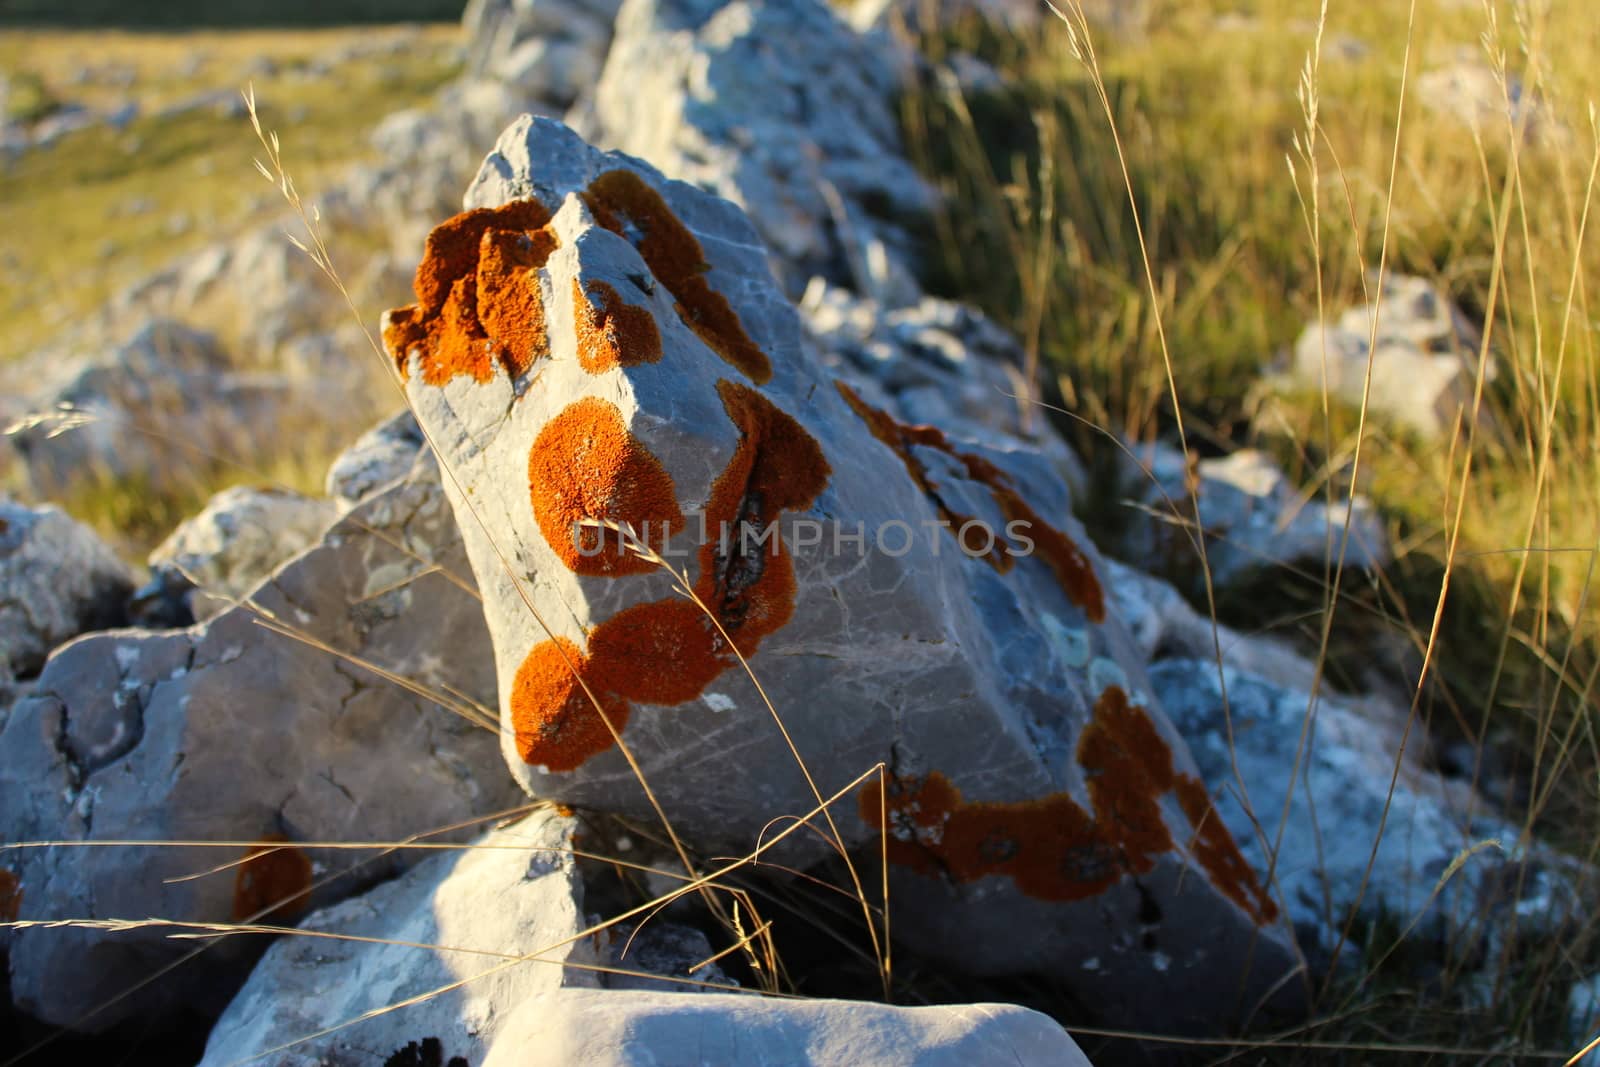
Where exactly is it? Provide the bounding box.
[199,810,599,1067]
[482,988,1094,1066]
[1151,658,1592,964]
[0,496,135,684]
[0,451,518,1033]
[1289,273,1491,439]
[383,114,1304,1033]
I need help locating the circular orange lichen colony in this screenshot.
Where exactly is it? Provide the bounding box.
[573,278,663,373]
[383,198,559,385]
[529,396,685,576]
[511,636,632,772]
[586,598,725,705]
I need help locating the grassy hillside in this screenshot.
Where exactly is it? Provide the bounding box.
[0,1,466,28]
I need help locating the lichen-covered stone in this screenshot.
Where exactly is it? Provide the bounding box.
[325,409,426,509]
[0,495,135,683]
[384,114,1304,1032]
[199,810,598,1067]
[0,452,516,1032]
[1151,658,1593,965]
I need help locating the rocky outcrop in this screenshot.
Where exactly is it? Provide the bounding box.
[1287,273,1491,439]
[0,497,134,686]
[1152,658,1593,964]
[199,810,598,1067]
[146,485,339,621]
[0,451,516,1033]
[325,409,426,509]
[383,114,1304,1032]
[587,0,934,305]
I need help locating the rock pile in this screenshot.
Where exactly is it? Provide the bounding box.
[387,113,1304,1031]
[3,0,1593,1060]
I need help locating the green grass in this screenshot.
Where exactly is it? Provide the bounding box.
[903,0,1600,1060]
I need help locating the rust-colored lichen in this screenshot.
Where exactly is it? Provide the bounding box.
[587,599,724,705]
[584,169,771,384]
[835,382,1105,622]
[573,278,663,373]
[861,686,1278,924]
[511,382,831,770]
[1175,774,1279,924]
[383,199,558,385]
[511,637,632,772]
[232,834,313,923]
[0,868,21,922]
[695,380,831,654]
[529,397,685,576]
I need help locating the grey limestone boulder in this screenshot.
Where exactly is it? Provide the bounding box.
[0,451,517,1032]
[381,114,1304,1032]
[0,496,135,685]
[463,0,624,107]
[481,989,1094,1067]
[589,0,934,303]
[199,809,599,1067]
[148,485,339,621]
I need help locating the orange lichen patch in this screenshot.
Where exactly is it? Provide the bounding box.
[695,381,831,654]
[412,199,553,313]
[573,278,662,373]
[836,382,1105,622]
[478,226,559,378]
[860,687,1278,924]
[529,397,685,576]
[583,169,771,384]
[0,868,20,922]
[587,599,725,705]
[511,637,633,772]
[232,834,313,924]
[1175,774,1279,924]
[383,198,559,385]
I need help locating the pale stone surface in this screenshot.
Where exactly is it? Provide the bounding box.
[325,409,426,509]
[1418,59,1566,148]
[801,278,1086,501]
[589,0,934,303]
[0,496,134,683]
[1151,658,1592,964]
[149,485,339,621]
[463,0,623,105]
[482,989,1095,1067]
[198,811,599,1067]
[389,114,1304,1031]
[1289,273,1491,438]
[1123,444,1389,587]
[0,453,515,1032]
